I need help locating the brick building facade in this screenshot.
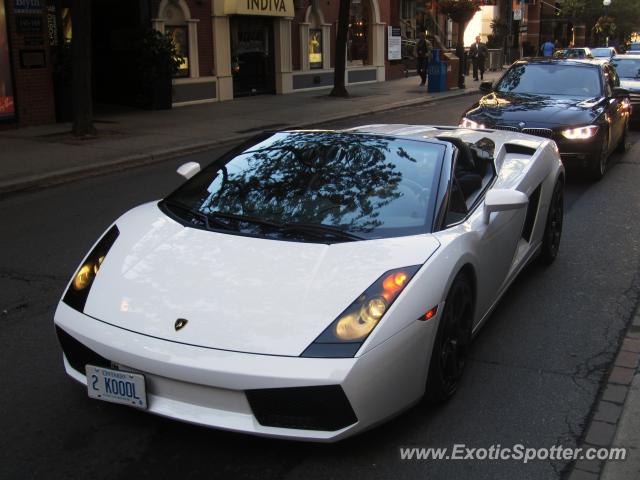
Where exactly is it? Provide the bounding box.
[3,0,562,128]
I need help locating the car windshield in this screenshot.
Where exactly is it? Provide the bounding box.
[592,48,613,57]
[163,132,446,242]
[611,58,640,78]
[495,63,601,97]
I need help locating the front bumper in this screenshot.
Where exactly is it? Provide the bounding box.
[54,302,435,441]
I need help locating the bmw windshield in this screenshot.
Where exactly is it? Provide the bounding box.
[162,132,446,242]
[495,64,602,97]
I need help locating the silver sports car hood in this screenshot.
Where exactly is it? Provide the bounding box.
[83,203,440,356]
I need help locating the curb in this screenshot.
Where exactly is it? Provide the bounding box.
[0,87,480,198]
[567,310,640,480]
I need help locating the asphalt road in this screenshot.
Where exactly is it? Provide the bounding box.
[1,94,639,480]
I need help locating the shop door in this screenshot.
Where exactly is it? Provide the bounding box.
[230,16,275,97]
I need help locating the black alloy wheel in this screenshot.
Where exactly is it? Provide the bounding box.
[426,273,473,403]
[589,131,609,181]
[540,178,564,265]
[615,120,629,154]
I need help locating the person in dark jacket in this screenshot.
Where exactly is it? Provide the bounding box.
[469,35,488,81]
[415,32,432,87]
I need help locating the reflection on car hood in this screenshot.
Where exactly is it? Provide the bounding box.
[83,202,440,356]
[620,79,640,92]
[465,92,605,127]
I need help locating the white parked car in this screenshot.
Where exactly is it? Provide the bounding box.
[54,125,564,441]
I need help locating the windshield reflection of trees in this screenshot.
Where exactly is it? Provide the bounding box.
[492,65,600,110]
[198,133,416,233]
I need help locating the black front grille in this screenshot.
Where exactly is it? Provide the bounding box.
[522,128,554,139]
[246,385,358,431]
[494,125,520,132]
[56,326,111,374]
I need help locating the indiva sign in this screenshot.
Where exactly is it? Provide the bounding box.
[225,0,293,16]
[247,0,287,12]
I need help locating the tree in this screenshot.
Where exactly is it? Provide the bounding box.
[560,0,640,46]
[439,0,482,89]
[71,0,95,137]
[330,0,352,98]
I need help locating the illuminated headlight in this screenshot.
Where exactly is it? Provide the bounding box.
[561,125,598,140]
[460,117,486,129]
[301,266,420,358]
[63,225,119,312]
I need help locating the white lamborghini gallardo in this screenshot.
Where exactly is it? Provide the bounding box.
[54,125,564,441]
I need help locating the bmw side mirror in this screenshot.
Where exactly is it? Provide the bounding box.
[479,81,493,93]
[176,162,201,180]
[612,87,629,98]
[483,189,529,224]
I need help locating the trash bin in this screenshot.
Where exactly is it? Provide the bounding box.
[428,49,448,92]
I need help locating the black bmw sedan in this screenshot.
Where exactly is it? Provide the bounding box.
[461,59,631,180]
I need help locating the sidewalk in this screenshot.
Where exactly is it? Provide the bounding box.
[569,311,640,480]
[0,71,502,196]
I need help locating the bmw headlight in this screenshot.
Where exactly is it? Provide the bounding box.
[63,225,119,312]
[301,266,420,358]
[561,125,598,140]
[460,117,486,129]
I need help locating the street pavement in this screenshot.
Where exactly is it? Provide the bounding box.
[1,95,640,480]
[0,72,502,196]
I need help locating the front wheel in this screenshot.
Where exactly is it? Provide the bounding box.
[426,272,473,403]
[588,132,609,181]
[539,178,564,265]
[615,120,629,154]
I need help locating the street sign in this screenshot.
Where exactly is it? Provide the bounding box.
[388,26,401,61]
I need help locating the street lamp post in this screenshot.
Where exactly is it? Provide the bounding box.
[603,0,611,47]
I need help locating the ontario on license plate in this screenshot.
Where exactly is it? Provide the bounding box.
[86,365,147,409]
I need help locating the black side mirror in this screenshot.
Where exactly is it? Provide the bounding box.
[479,81,493,93]
[612,86,629,98]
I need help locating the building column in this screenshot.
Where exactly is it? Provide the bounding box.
[212,17,233,100]
[275,18,293,94]
[186,19,200,78]
[151,18,165,33]
[300,22,310,71]
[371,22,386,82]
[321,23,331,70]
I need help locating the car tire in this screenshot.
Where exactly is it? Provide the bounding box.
[615,120,629,154]
[539,178,564,265]
[425,272,473,403]
[588,132,609,181]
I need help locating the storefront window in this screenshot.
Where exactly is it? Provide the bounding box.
[166,25,189,77]
[309,29,322,69]
[0,0,15,121]
[348,0,370,65]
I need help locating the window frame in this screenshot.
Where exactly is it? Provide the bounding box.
[436,142,498,231]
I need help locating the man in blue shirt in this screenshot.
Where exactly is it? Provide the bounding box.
[541,39,555,57]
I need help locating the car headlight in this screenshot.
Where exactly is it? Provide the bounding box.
[460,117,486,129]
[301,265,420,358]
[561,125,598,140]
[63,225,119,312]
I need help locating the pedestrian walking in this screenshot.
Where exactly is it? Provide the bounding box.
[540,39,555,57]
[415,32,432,87]
[469,35,488,81]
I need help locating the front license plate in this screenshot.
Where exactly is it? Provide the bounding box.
[86,365,147,409]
